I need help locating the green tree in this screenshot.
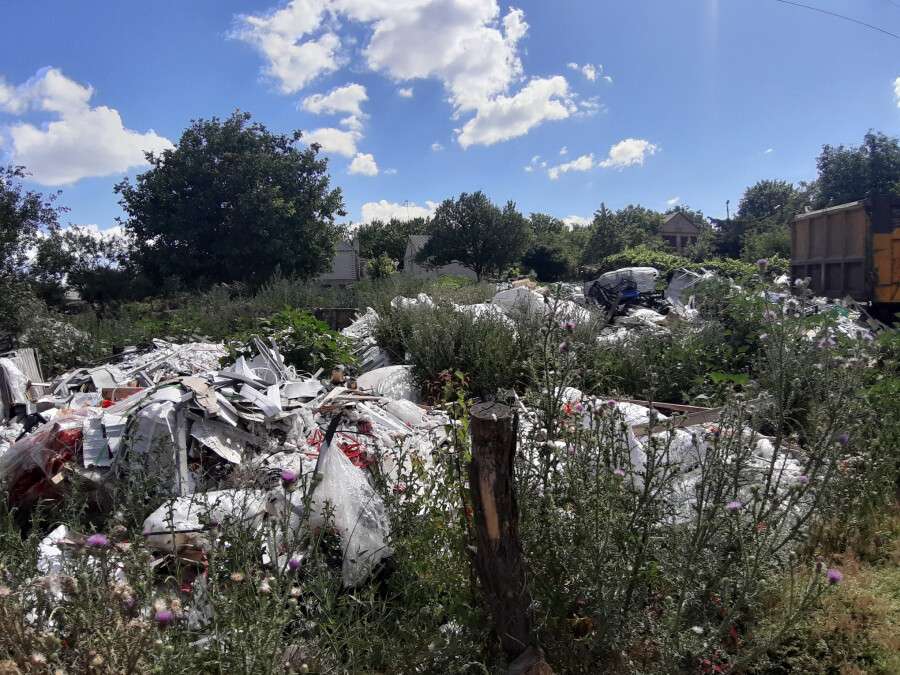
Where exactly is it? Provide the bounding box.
[356,217,427,268]
[0,166,63,342]
[737,180,799,222]
[814,131,900,208]
[582,204,620,264]
[115,111,345,290]
[1,166,64,281]
[527,212,566,240]
[31,226,141,312]
[417,192,528,280]
[522,242,572,282]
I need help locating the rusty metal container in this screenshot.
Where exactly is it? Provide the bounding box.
[791,197,900,304]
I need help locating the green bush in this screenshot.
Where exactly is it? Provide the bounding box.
[226,307,356,374]
[375,303,533,399]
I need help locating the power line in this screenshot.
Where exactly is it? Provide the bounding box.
[772,0,900,40]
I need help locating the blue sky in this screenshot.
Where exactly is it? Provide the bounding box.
[1,0,898,231]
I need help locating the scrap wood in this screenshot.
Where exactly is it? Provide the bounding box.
[631,407,724,437]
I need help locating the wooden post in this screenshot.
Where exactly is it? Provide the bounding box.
[469,401,552,673]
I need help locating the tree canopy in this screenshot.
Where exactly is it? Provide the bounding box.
[813,131,900,208]
[115,111,345,289]
[417,191,528,280]
[356,217,427,268]
[0,166,64,281]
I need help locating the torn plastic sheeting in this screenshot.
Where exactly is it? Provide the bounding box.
[356,365,420,403]
[341,307,380,340]
[190,418,245,464]
[0,357,30,420]
[309,439,392,587]
[282,379,323,400]
[587,267,660,296]
[238,383,282,418]
[143,489,268,552]
[491,286,547,316]
[0,409,97,505]
[616,307,668,328]
[390,293,435,310]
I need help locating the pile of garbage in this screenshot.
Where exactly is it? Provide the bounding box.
[0,337,449,590]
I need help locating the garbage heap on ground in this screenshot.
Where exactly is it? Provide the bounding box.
[0,337,450,591]
[0,265,887,626]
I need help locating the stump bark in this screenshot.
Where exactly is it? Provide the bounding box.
[468,401,552,673]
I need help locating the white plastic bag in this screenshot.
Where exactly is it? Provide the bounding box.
[310,442,392,587]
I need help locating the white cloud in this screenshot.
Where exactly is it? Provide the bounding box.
[567,61,612,84]
[360,199,438,223]
[348,151,378,175]
[236,2,572,147]
[233,1,338,93]
[598,138,658,169]
[301,82,367,116]
[764,147,774,155]
[383,167,398,175]
[397,87,413,98]
[523,165,533,173]
[431,141,444,152]
[563,215,590,228]
[457,76,574,148]
[559,145,568,155]
[576,96,605,118]
[303,127,361,156]
[1,67,173,186]
[547,153,594,180]
[895,77,900,107]
[666,196,681,207]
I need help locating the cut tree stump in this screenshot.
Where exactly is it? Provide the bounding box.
[469,401,553,674]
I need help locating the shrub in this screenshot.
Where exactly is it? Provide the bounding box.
[226,307,356,374]
[375,303,533,399]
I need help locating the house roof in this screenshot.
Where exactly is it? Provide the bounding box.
[660,211,700,233]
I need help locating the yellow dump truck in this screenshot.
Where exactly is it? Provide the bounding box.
[791,197,900,306]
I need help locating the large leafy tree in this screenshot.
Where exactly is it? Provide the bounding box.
[115,111,345,289]
[356,217,427,268]
[417,191,528,280]
[582,204,664,265]
[1,166,64,281]
[813,131,900,208]
[0,166,64,340]
[31,226,140,311]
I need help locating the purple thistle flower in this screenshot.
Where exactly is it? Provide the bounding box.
[725,500,743,513]
[613,468,626,478]
[756,258,769,272]
[836,433,850,447]
[86,533,109,548]
[155,609,174,626]
[563,321,576,333]
[280,469,298,485]
[606,400,617,408]
[558,341,571,354]
[288,557,301,572]
[826,568,843,585]
[797,475,809,485]
[574,402,585,414]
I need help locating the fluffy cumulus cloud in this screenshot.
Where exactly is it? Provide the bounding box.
[666,196,681,207]
[348,151,378,175]
[457,76,574,148]
[894,76,900,107]
[397,87,414,98]
[548,153,594,180]
[236,1,575,147]
[431,141,444,151]
[764,147,774,155]
[598,138,658,169]
[523,153,546,172]
[233,0,339,93]
[360,198,438,223]
[303,126,361,156]
[301,82,367,116]
[0,67,173,185]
